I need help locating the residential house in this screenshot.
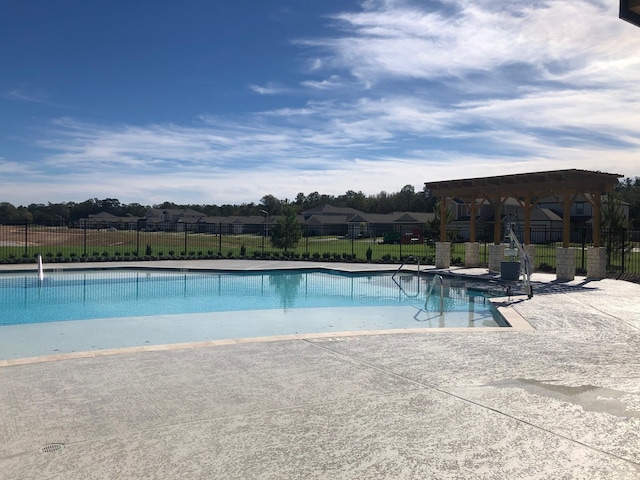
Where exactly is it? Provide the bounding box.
[76,212,141,230]
[142,208,206,231]
[449,194,628,243]
[346,212,435,242]
[299,204,435,240]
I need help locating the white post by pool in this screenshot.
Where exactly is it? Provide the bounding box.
[37,254,44,281]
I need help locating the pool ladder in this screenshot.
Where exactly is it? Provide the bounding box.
[37,254,44,282]
[392,258,445,319]
[425,274,444,315]
[392,256,421,298]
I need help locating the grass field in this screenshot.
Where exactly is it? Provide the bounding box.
[0,226,454,262]
[1,225,638,273]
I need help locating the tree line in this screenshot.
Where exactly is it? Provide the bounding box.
[0,185,434,225]
[2,179,640,227]
[616,177,640,228]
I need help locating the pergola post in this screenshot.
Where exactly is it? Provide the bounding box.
[593,192,602,248]
[587,191,607,279]
[557,192,576,281]
[464,195,480,267]
[523,194,531,245]
[469,196,477,243]
[423,170,622,279]
[562,192,573,248]
[492,196,503,244]
[435,196,451,269]
[439,197,447,242]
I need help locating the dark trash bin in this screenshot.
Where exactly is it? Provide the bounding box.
[501,261,520,281]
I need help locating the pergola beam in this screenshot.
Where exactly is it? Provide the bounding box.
[424,169,622,247]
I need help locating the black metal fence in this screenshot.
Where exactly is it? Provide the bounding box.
[1,221,638,275]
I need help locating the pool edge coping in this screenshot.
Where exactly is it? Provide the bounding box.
[0,262,536,367]
[0,322,534,368]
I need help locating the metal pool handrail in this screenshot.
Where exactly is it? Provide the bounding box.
[37,254,44,282]
[392,256,421,298]
[425,274,444,315]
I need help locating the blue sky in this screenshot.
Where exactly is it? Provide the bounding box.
[2,0,640,206]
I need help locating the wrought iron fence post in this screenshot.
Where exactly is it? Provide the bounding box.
[622,228,626,274]
[84,221,88,257]
[218,223,222,256]
[136,223,140,255]
[24,219,28,258]
[607,228,612,270]
[183,228,188,255]
[581,224,586,271]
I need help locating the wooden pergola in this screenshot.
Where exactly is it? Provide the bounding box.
[424,169,622,248]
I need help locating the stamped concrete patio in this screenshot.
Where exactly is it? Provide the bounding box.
[1,260,639,479]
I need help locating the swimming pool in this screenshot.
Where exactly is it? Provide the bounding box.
[0,268,508,360]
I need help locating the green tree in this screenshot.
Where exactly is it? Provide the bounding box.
[294,192,306,207]
[397,184,415,211]
[603,191,631,263]
[270,206,302,251]
[616,177,640,228]
[0,202,20,221]
[428,200,457,241]
[428,201,455,229]
[342,190,367,211]
[603,192,627,230]
[260,194,283,216]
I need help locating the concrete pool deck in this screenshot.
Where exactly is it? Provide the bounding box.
[1,260,639,478]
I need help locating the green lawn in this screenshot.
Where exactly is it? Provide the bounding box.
[1,226,638,273]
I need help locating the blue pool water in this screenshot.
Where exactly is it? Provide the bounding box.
[1,269,503,326]
[0,269,507,360]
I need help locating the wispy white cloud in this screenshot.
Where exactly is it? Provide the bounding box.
[0,158,33,175]
[249,83,291,95]
[320,0,638,86]
[4,0,640,206]
[5,89,47,103]
[300,75,345,90]
[4,88,71,109]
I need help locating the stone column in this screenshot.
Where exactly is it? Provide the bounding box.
[488,244,504,273]
[556,247,576,281]
[464,242,480,267]
[435,242,451,269]
[524,245,536,269]
[587,247,607,279]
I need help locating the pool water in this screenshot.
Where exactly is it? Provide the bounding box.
[0,269,507,360]
[1,269,503,325]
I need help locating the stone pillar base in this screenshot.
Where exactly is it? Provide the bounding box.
[556,247,576,281]
[524,245,535,269]
[464,242,480,267]
[488,244,504,273]
[587,247,607,279]
[435,242,451,269]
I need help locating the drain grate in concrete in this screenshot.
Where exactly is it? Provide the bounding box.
[40,443,65,453]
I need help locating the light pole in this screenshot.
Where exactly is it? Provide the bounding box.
[260,209,269,253]
[260,210,269,237]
